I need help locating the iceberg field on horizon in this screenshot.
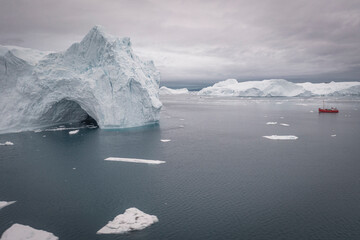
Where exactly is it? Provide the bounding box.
[97,207,158,234]
[198,79,360,97]
[0,223,58,240]
[160,86,189,95]
[0,25,161,134]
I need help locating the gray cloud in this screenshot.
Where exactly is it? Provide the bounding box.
[0,0,359,82]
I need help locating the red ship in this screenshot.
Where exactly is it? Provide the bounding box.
[318,100,339,113]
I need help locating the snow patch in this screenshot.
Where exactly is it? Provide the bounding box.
[0,201,16,210]
[0,223,58,240]
[97,207,158,234]
[105,157,165,164]
[263,135,298,140]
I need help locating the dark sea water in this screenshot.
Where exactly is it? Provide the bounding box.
[1,95,360,240]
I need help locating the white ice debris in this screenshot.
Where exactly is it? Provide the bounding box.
[266,122,277,125]
[280,123,290,126]
[331,134,337,137]
[160,139,171,142]
[263,135,298,140]
[0,201,16,210]
[0,224,58,240]
[105,157,165,164]
[0,141,14,146]
[198,79,360,97]
[0,26,161,134]
[69,130,79,135]
[159,86,189,95]
[97,208,158,234]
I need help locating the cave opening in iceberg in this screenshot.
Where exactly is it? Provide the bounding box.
[39,99,98,127]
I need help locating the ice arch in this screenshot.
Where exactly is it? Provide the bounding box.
[38,99,98,127]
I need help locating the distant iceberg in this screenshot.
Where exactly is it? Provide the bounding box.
[0,26,161,134]
[160,86,189,95]
[0,141,14,146]
[0,223,58,240]
[198,79,360,97]
[97,207,158,234]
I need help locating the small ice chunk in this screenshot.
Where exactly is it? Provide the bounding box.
[160,139,171,142]
[69,130,79,135]
[266,122,277,125]
[280,117,284,119]
[105,157,165,164]
[0,141,14,146]
[280,123,290,126]
[0,201,16,210]
[0,223,58,240]
[34,129,42,133]
[331,134,336,137]
[179,125,185,128]
[310,110,314,113]
[72,168,76,170]
[179,118,185,121]
[263,135,298,140]
[97,208,158,234]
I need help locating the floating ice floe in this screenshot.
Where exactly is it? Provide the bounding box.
[266,122,277,125]
[0,223,58,240]
[97,208,158,234]
[280,123,290,126]
[0,201,16,210]
[0,141,14,146]
[263,135,298,140]
[331,134,336,137]
[104,157,165,164]
[160,139,171,142]
[69,130,79,135]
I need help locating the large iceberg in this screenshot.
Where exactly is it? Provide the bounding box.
[0,26,161,134]
[198,79,360,97]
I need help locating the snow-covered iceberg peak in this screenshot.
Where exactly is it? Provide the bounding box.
[0,26,162,134]
[198,79,360,97]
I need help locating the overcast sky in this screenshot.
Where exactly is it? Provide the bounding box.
[1,0,359,83]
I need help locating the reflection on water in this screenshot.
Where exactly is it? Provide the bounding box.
[1,95,360,240]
